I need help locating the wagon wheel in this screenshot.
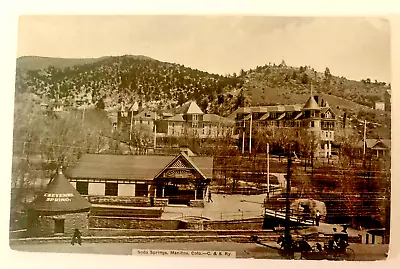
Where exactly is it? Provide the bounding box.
[345,248,355,261]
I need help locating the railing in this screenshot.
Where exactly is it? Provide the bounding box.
[167,210,264,221]
[264,207,315,225]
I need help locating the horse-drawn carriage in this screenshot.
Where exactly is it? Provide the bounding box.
[251,231,355,260]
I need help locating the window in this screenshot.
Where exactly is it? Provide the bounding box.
[311,111,315,117]
[193,114,198,121]
[105,183,118,196]
[311,121,314,127]
[135,183,148,197]
[76,182,88,195]
[270,112,276,119]
[287,112,293,118]
[192,122,198,128]
[54,219,64,234]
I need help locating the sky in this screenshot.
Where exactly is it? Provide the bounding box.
[17,15,390,82]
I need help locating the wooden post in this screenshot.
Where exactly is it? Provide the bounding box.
[267,143,270,197]
[249,114,252,154]
[162,187,165,198]
[284,144,292,250]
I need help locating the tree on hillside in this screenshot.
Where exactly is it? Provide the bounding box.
[324,67,332,78]
[301,73,309,84]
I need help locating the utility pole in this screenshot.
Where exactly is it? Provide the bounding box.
[154,111,157,151]
[363,120,367,156]
[129,108,134,141]
[249,114,253,154]
[284,144,292,254]
[267,143,270,198]
[242,119,246,155]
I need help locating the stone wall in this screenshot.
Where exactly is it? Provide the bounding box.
[189,200,204,208]
[87,196,168,207]
[203,218,264,230]
[27,212,89,237]
[89,216,185,230]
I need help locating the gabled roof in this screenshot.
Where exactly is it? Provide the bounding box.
[365,139,391,149]
[175,101,204,115]
[133,109,157,120]
[153,152,208,180]
[321,107,336,117]
[163,114,185,122]
[65,154,213,181]
[303,96,320,110]
[203,114,234,125]
[29,171,91,213]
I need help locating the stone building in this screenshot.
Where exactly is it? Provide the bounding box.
[27,169,91,237]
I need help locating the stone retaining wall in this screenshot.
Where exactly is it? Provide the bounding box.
[89,216,185,230]
[88,228,275,237]
[87,196,168,207]
[203,218,264,230]
[189,200,205,208]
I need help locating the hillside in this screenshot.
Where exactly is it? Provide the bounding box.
[240,63,389,109]
[14,56,390,139]
[15,55,243,113]
[237,63,391,138]
[16,55,154,71]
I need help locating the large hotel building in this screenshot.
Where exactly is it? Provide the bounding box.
[233,95,336,157]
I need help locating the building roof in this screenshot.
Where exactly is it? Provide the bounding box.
[203,114,235,125]
[29,171,91,214]
[175,101,204,115]
[234,104,303,114]
[66,153,213,181]
[356,139,391,149]
[163,114,185,122]
[303,96,320,110]
[133,109,158,120]
[366,139,391,149]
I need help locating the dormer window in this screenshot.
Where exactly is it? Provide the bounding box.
[311,111,315,117]
[193,114,198,121]
[325,111,331,118]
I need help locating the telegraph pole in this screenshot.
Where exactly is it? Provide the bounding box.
[129,108,134,141]
[284,144,293,255]
[154,112,157,151]
[267,143,270,198]
[363,120,367,156]
[249,114,253,154]
[242,119,246,155]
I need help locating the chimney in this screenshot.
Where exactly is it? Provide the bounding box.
[314,95,319,104]
[321,98,325,107]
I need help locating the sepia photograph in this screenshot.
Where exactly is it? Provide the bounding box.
[8,14,391,261]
